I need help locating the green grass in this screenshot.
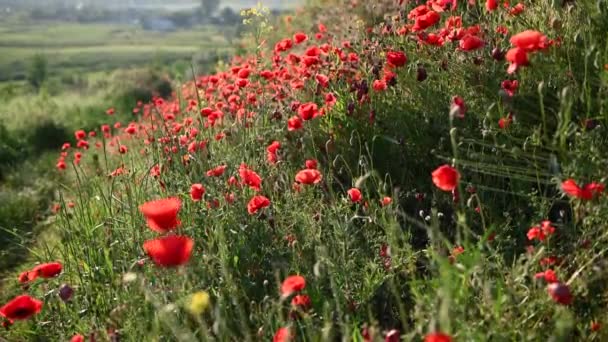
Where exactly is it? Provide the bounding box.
[0,22,231,80]
[1,0,608,341]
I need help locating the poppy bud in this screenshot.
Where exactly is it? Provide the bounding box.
[492,47,505,61]
[547,282,573,305]
[59,284,74,302]
[417,65,428,82]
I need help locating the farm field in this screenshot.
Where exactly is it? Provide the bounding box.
[0,22,231,80]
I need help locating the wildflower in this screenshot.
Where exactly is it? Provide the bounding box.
[547,282,573,305]
[450,96,467,118]
[294,32,308,44]
[187,291,211,315]
[534,269,558,283]
[486,0,498,11]
[139,197,182,233]
[347,188,363,203]
[0,295,43,321]
[458,35,485,51]
[206,164,227,177]
[386,51,407,67]
[527,221,555,242]
[501,80,519,96]
[281,275,306,297]
[380,197,392,206]
[70,335,85,342]
[74,130,86,140]
[499,114,513,129]
[247,195,271,215]
[373,80,387,92]
[298,103,319,121]
[143,235,194,267]
[295,169,323,185]
[190,184,205,202]
[305,159,318,169]
[562,179,604,200]
[287,116,303,131]
[510,30,548,52]
[505,47,529,74]
[31,262,62,279]
[591,322,601,332]
[432,165,460,191]
[273,327,292,342]
[239,164,262,191]
[316,74,329,88]
[291,294,311,310]
[425,332,453,342]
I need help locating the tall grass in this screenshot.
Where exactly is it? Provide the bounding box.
[1,0,608,341]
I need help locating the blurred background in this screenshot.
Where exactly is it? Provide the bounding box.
[0,0,299,274]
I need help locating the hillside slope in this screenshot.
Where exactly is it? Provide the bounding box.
[1,0,608,341]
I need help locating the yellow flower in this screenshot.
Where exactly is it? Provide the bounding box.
[187,291,211,315]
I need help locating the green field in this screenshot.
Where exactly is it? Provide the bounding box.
[0,22,232,80]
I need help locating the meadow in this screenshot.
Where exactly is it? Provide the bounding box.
[1,0,608,341]
[0,22,231,81]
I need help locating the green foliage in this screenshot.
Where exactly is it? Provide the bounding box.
[26,53,48,90]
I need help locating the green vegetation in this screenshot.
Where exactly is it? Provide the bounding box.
[2,0,608,341]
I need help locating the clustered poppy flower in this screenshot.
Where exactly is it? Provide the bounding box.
[18,262,63,283]
[281,275,306,298]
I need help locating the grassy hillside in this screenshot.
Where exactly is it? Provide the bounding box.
[0,22,231,81]
[1,0,608,341]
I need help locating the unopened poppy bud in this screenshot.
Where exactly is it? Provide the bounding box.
[492,47,505,61]
[59,284,74,302]
[417,65,428,82]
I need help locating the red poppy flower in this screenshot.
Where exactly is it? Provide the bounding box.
[380,196,392,206]
[190,184,205,202]
[273,327,292,342]
[458,35,485,51]
[386,51,407,67]
[288,116,303,131]
[295,169,323,185]
[534,269,558,283]
[291,294,311,310]
[31,262,63,279]
[281,275,306,297]
[0,295,43,321]
[298,103,319,121]
[267,141,281,154]
[424,332,453,342]
[486,0,498,11]
[498,114,513,129]
[71,335,85,342]
[432,165,460,191]
[347,188,363,203]
[294,32,308,44]
[373,80,387,92]
[450,96,467,118]
[247,195,270,215]
[316,74,329,88]
[74,130,86,140]
[510,30,547,51]
[206,164,227,177]
[139,197,182,233]
[239,165,262,191]
[506,47,529,73]
[547,282,573,305]
[305,159,318,169]
[527,220,555,242]
[591,322,601,332]
[501,80,519,97]
[143,235,194,267]
[562,179,604,200]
